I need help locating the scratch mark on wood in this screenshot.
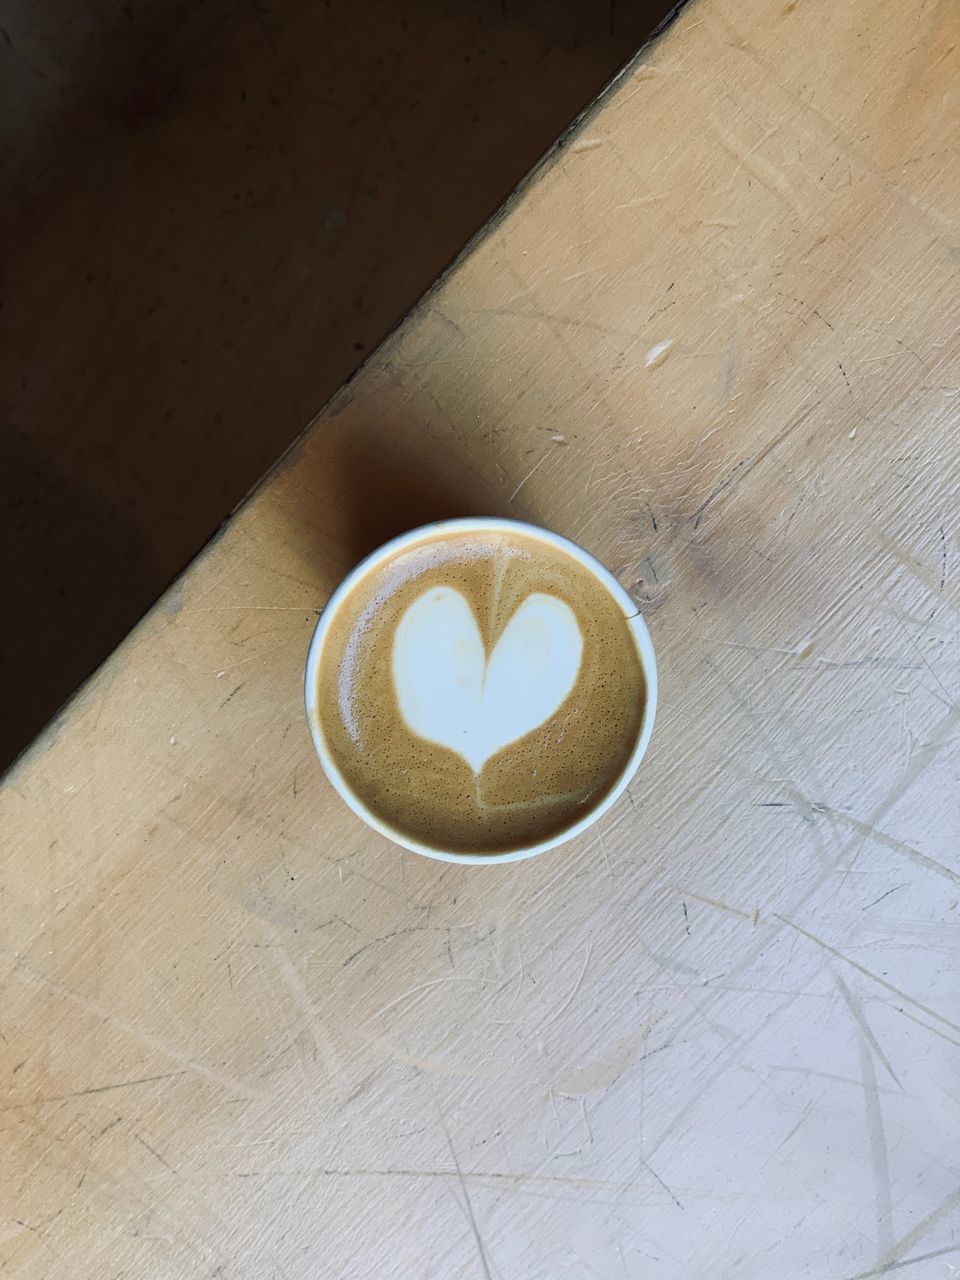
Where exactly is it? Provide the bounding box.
[721,329,739,400]
[852,1183,960,1279]
[343,926,429,967]
[900,624,960,714]
[668,886,753,922]
[843,706,960,891]
[852,999,895,1255]
[693,397,819,528]
[614,194,667,210]
[580,1096,592,1146]
[458,301,638,344]
[870,518,958,604]
[939,523,948,591]
[15,965,263,1098]
[817,803,960,888]
[840,1242,960,1280]
[537,942,593,1032]
[776,916,960,1037]
[271,940,341,1081]
[569,1246,604,1280]
[835,974,903,1091]
[643,1158,684,1211]
[777,1096,818,1149]
[2,1071,184,1112]
[437,1109,494,1280]
[233,1164,650,1192]
[507,947,526,1010]
[892,1006,960,1052]
[219,681,246,708]
[771,1066,901,1097]
[599,830,614,880]
[861,884,906,911]
[365,976,484,1023]
[710,118,804,217]
[508,447,554,503]
[135,1133,178,1173]
[778,291,835,331]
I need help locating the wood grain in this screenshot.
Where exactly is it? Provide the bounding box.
[2,0,959,1275]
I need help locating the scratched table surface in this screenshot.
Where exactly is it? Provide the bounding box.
[3,0,960,1276]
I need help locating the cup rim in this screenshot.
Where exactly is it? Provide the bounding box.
[304,517,657,865]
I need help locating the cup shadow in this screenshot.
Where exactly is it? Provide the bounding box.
[294,413,516,579]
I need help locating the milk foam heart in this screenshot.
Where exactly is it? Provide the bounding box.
[391,586,583,772]
[311,525,649,856]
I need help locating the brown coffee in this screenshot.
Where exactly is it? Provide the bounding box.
[312,528,645,854]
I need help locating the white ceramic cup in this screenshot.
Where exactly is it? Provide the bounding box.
[305,518,657,865]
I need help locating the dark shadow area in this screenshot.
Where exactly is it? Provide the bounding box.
[330,428,512,568]
[0,0,682,769]
[0,425,166,755]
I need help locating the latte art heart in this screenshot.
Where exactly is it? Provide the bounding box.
[313,526,647,854]
[392,587,584,772]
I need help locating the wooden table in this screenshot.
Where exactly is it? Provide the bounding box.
[3,1,959,1275]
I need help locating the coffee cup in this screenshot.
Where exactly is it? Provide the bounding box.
[305,518,656,864]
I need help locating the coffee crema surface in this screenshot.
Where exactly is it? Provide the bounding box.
[313,529,645,853]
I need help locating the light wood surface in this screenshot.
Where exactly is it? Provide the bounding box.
[3,1,960,1275]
